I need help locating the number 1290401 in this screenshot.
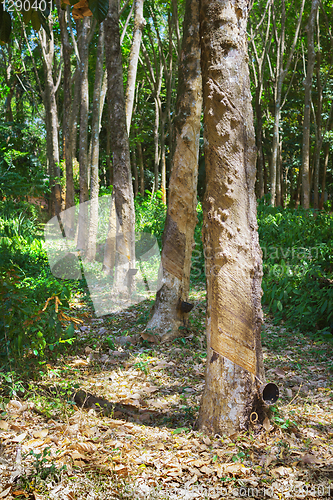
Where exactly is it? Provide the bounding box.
[2,0,52,11]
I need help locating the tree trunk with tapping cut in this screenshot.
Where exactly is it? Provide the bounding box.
[146,0,202,341]
[196,0,266,436]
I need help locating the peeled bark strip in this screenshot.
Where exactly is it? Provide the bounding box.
[105,0,135,290]
[197,0,265,435]
[146,0,202,341]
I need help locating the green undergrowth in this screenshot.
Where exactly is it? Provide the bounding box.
[258,202,333,337]
[0,201,84,375]
[1,196,332,381]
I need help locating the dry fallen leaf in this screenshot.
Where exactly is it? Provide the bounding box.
[217,463,250,477]
[202,435,211,445]
[301,454,320,464]
[0,421,8,431]
[190,459,206,468]
[167,468,183,477]
[22,438,45,451]
[200,465,213,475]
[260,454,275,467]
[71,359,89,367]
[141,385,159,394]
[263,417,273,432]
[275,368,286,378]
[12,432,27,443]
[33,429,48,439]
[73,459,86,467]
[70,441,99,454]
[140,331,160,344]
[114,464,128,476]
[0,487,11,499]
[70,450,89,460]
[271,466,292,476]
[186,474,198,486]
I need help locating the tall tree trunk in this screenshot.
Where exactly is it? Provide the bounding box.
[58,2,75,236]
[197,0,266,435]
[39,27,62,216]
[86,23,105,262]
[105,0,135,290]
[106,119,113,185]
[132,148,139,197]
[313,9,322,209]
[302,0,319,209]
[153,96,160,191]
[319,140,330,210]
[160,114,167,204]
[255,87,265,200]
[77,17,91,251]
[125,0,145,134]
[138,140,145,195]
[70,67,80,163]
[146,0,202,341]
[270,0,305,206]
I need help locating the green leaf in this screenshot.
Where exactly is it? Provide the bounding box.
[22,8,32,25]
[88,0,109,23]
[277,300,283,312]
[0,9,12,44]
[31,10,41,31]
[321,300,328,314]
[172,427,188,434]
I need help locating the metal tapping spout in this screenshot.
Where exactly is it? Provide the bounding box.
[260,382,279,405]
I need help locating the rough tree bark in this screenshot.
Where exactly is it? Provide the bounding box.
[146,0,202,341]
[57,2,75,237]
[137,140,145,195]
[301,0,319,209]
[77,17,91,250]
[104,0,135,288]
[86,23,105,262]
[125,0,145,134]
[131,148,139,197]
[39,25,62,216]
[196,0,266,435]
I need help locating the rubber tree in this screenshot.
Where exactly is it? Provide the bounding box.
[38,19,62,216]
[57,2,76,239]
[196,0,266,435]
[301,0,319,209]
[125,0,145,134]
[86,22,105,262]
[104,0,135,287]
[77,17,92,250]
[270,0,305,206]
[146,0,202,341]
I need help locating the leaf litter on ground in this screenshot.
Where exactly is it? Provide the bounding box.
[0,285,333,499]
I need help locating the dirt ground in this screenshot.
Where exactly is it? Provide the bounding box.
[1,285,333,499]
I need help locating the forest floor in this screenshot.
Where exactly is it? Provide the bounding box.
[0,284,333,500]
